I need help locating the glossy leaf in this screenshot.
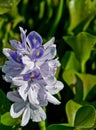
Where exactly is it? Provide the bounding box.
[61,51,80,71]
[63,70,96,100]
[65,100,81,126]
[0,89,10,114]
[76,73,96,100]
[74,105,96,128]
[1,112,20,126]
[64,32,96,72]
[63,69,76,86]
[63,70,83,101]
[0,124,17,130]
[47,124,74,130]
[67,0,96,31]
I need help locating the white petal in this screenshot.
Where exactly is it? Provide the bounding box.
[31,107,46,122]
[41,45,56,60]
[18,84,28,101]
[3,48,11,59]
[2,63,22,78]
[12,76,27,86]
[46,92,61,105]
[7,91,22,102]
[46,81,64,95]
[44,76,56,86]
[2,75,12,82]
[19,27,27,43]
[21,56,34,74]
[22,55,33,65]
[10,40,19,49]
[28,86,39,105]
[21,105,30,126]
[10,103,24,118]
[44,37,55,49]
[38,87,48,106]
[48,59,61,69]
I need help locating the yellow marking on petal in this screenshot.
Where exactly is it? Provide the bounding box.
[16,57,20,62]
[36,51,40,57]
[33,38,37,43]
[30,73,35,78]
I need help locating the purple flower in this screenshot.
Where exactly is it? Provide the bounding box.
[12,67,63,106]
[2,49,34,82]
[27,31,43,49]
[2,27,64,126]
[10,27,28,55]
[10,27,43,55]
[7,91,46,126]
[2,49,24,82]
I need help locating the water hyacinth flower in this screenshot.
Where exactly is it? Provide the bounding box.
[2,27,64,126]
[12,68,63,106]
[2,50,24,82]
[7,91,46,126]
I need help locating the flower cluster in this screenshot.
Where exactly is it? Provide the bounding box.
[2,27,64,126]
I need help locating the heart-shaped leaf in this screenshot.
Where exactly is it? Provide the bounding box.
[63,69,76,86]
[66,100,81,126]
[76,73,96,100]
[61,51,80,71]
[67,0,96,31]
[64,32,96,72]
[1,112,20,126]
[74,105,96,128]
[47,124,74,130]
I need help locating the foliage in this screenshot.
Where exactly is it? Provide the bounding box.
[1,0,96,130]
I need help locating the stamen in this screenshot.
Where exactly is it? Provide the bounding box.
[16,57,20,62]
[10,51,23,64]
[31,47,44,59]
[30,73,35,78]
[23,69,40,81]
[36,51,40,57]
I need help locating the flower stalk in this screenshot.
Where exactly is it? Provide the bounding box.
[38,121,46,130]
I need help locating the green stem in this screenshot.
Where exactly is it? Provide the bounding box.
[81,62,85,73]
[38,107,46,130]
[48,0,64,37]
[38,121,46,130]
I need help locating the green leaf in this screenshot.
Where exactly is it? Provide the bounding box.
[1,112,20,126]
[66,100,81,126]
[63,69,76,86]
[76,73,96,100]
[63,70,96,100]
[74,105,96,128]
[64,32,96,72]
[48,0,64,37]
[61,51,80,71]
[63,70,83,101]
[0,52,6,66]
[0,124,17,130]
[11,0,20,6]
[67,0,96,32]
[47,124,74,130]
[0,0,20,15]
[0,89,10,114]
